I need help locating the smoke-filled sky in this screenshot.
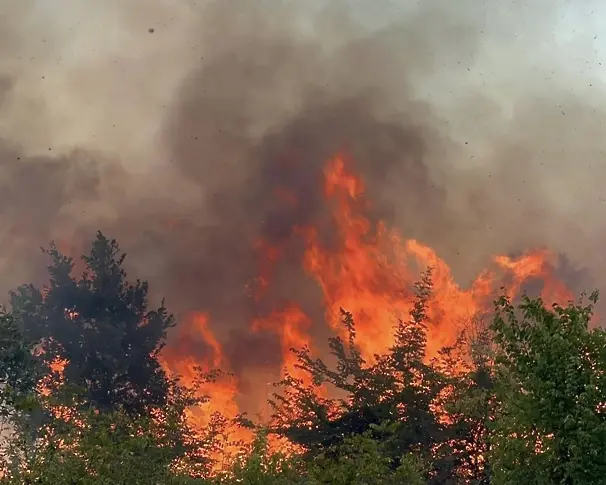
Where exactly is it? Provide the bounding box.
[1,0,606,362]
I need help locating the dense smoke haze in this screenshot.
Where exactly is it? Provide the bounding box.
[1,0,606,405]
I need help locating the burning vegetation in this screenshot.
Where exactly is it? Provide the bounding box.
[0,152,604,485]
[157,153,575,438]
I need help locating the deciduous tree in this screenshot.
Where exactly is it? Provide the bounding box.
[489,292,606,485]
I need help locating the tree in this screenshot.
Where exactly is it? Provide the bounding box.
[0,310,40,453]
[489,291,606,485]
[270,271,462,484]
[211,427,426,485]
[0,382,211,485]
[0,310,39,411]
[305,424,427,485]
[9,232,175,416]
[9,230,606,484]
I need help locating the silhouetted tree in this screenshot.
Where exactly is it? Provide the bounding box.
[270,271,464,484]
[9,232,175,416]
[3,232,606,485]
[0,310,41,447]
[437,317,496,485]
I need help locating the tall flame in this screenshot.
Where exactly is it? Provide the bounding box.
[159,312,251,456]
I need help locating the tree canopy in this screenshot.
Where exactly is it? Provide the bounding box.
[9,232,174,416]
[0,232,605,485]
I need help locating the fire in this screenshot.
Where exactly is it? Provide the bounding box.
[494,250,574,304]
[158,153,572,455]
[297,155,570,362]
[251,304,313,385]
[159,312,252,460]
[298,156,416,361]
[37,356,67,397]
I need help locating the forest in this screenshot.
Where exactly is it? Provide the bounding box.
[0,232,604,485]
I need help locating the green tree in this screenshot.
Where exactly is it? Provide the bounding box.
[211,427,426,485]
[212,431,305,485]
[0,310,40,456]
[0,310,39,414]
[305,424,427,485]
[9,232,175,416]
[0,382,211,485]
[489,291,606,485]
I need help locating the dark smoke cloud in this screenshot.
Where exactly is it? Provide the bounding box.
[2,0,606,397]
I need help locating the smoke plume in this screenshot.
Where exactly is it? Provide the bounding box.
[1,0,606,400]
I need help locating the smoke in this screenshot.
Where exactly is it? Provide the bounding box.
[1,0,606,394]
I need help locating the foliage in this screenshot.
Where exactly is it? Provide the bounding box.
[2,233,606,484]
[489,291,606,485]
[0,382,211,485]
[212,432,305,485]
[305,424,427,485]
[0,310,39,403]
[437,316,496,484]
[210,427,426,485]
[0,310,39,416]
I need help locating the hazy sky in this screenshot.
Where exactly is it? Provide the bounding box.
[2,0,606,298]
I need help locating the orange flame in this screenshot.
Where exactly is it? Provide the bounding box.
[252,304,313,385]
[160,312,252,462]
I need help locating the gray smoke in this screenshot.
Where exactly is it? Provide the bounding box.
[1,0,606,399]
